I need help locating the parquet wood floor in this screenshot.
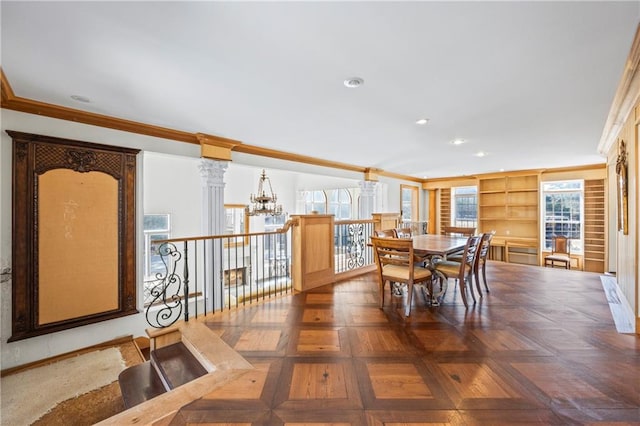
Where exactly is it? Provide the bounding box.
[166,262,640,425]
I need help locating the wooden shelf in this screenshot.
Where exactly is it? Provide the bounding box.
[583,179,605,273]
[479,173,539,264]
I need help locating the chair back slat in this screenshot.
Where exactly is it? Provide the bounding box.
[463,235,482,267]
[395,227,412,238]
[442,226,476,237]
[375,228,398,238]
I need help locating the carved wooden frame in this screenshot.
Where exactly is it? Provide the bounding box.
[616,139,628,235]
[8,131,139,341]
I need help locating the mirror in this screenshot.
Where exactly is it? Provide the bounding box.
[224,204,249,246]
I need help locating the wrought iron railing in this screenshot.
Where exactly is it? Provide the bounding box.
[144,222,294,328]
[334,219,375,274]
[144,217,383,328]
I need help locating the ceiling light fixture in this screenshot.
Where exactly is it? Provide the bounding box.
[246,169,283,216]
[451,138,466,145]
[343,77,364,88]
[475,151,487,157]
[70,95,90,103]
[416,118,429,125]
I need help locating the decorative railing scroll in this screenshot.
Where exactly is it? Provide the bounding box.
[334,219,375,274]
[145,242,185,328]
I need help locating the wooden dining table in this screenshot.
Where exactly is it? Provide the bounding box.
[410,234,468,257]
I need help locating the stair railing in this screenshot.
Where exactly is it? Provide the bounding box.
[145,221,295,328]
[334,219,375,274]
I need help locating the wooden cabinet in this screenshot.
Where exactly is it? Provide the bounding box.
[478,173,539,265]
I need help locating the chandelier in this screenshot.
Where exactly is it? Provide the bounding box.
[246,169,283,216]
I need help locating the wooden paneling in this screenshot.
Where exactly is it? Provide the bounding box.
[291,215,335,292]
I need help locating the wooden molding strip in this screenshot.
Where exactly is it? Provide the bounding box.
[1,68,421,181]
[598,22,640,155]
[0,68,608,185]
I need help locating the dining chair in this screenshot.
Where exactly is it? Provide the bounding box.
[371,236,432,317]
[544,235,571,269]
[433,235,481,307]
[374,228,398,238]
[395,227,412,238]
[474,231,495,294]
[442,226,476,236]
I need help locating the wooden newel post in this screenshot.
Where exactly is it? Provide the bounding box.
[371,213,401,234]
[290,214,336,292]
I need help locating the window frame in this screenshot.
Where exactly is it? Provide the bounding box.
[400,184,419,223]
[143,213,171,279]
[541,180,584,254]
[451,185,478,228]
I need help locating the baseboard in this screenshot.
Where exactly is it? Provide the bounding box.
[0,335,134,377]
[600,275,635,334]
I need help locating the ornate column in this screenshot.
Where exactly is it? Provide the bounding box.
[358,180,377,219]
[199,159,228,311]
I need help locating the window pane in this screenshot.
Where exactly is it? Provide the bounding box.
[149,233,169,276]
[144,214,169,231]
[542,180,583,252]
[452,186,477,228]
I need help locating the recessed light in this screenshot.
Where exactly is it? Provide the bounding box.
[499,168,505,172]
[70,95,90,103]
[416,118,429,125]
[451,138,466,145]
[343,77,364,88]
[475,151,487,157]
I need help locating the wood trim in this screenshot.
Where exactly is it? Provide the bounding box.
[197,132,242,161]
[233,143,366,174]
[1,68,15,103]
[0,67,611,185]
[0,335,135,377]
[8,131,139,342]
[598,23,640,155]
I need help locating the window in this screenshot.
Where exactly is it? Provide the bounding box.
[264,214,289,277]
[143,214,170,278]
[401,185,418,222]
[451,186,477,227]
[328,189,352,220]
[303,190,327,214]
[542,180,583,253]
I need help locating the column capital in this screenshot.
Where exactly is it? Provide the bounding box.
[359,180,378,195]
[199,159,228,187]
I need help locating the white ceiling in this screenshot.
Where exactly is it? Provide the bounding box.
[2,1,639,179]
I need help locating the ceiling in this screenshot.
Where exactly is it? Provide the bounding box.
[2,1,639,179]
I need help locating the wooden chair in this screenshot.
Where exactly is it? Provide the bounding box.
[395,227,412,238]
[474,231,495,294]
[544,235,571,269]
[442,226,476,236]
[371,236,432,317]
[375,228,398,238]
[433,235,481,307]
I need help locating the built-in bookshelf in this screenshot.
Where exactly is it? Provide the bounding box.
[583,179,605,272]
[440,188,451,233]
[478,173,539,265]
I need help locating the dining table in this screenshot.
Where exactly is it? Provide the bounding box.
[409,234,469,258]
[405,233,469,306]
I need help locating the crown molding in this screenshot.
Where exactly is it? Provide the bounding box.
[598,23,640,155]
[0,68,425,183]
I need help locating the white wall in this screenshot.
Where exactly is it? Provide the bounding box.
[0,109,417,369]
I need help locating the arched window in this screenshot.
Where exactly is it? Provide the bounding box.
[328,189,352,219]
[303,190,327,214]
